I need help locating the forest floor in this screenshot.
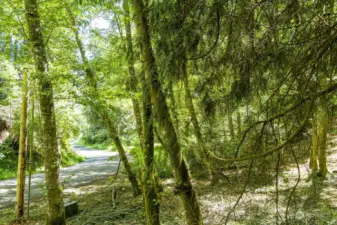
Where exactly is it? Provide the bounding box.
[2,138,337,225]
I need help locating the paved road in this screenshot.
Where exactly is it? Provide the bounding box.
[0,145,119,209]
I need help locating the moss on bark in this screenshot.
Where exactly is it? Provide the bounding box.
[131,0,203,224]
[24,0,66,224]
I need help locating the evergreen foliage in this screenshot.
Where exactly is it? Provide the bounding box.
[1,0,337,224]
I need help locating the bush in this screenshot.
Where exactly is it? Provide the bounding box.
[0,136,43,180]
[129,145,173,179]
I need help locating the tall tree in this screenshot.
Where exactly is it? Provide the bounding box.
[182,58,215,182]
[123,0,144,150]
[27,84,35,218]
[24,0,66,224]
[141,38,160,225]
[66,6,141,196]
[123,0,160,223]
[131,0,203,224]
[15,70,28,219]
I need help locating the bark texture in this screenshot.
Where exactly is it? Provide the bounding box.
[24,0,65,224]
[15,70,28,219]
[141,63,160,225]
[123,0,144,149]
[131,0,203,224]
[123,0,160,222]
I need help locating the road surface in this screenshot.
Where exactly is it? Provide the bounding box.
[0,145,119,209]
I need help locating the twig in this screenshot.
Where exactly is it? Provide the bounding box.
[209,100,314,163]
[188,6,220,60]
[221,159,254,225]
[220,123,266,224]
[109,159,122,185]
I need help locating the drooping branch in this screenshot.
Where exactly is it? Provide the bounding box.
[209,100,314,163]
[231,82,337,159]
[187,7,220,61]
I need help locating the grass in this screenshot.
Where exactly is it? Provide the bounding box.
[0,153,85,180]
[0,168,16,180]
[61,151,86,167]
[0,167,45,181]
[75,139,111,150]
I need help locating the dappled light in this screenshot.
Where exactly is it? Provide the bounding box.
[1,0,337,224]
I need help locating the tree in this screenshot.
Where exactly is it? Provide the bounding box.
[15,70,28,219]
[123,0,144,150]
[122,0,160,223]
[131,0,203,224]
[24,0,66,224]
[317,98,328,177]
[66,5,141,196]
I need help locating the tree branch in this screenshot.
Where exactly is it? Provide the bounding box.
[210,100,314,163]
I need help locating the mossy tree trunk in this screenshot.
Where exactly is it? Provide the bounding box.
[67,7,141,196]
[24,0,66,224]
[123,0,144,149]
[126,0,160,221]
[168,79,180,139]
[15,70,28,220]
[141,51,160,225]
[131,0,203,224]
[106,117,141,196]
[314,0,334,178]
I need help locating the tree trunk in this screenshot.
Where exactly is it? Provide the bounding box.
[27,85,35,218]
[67,7,141,196]
[24,0,65,224]
[123,0,144,149]
[310,120,319,171]
[15,70,28,219]
[228,107,235,140]
[182,58,216,183]
[141,56,160,225]
[236,111,242,137]
[123,1,160,221]
[106,117,141,196]
[131,0,203,224]
[168,79,180,138]
[317,98,328,177]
